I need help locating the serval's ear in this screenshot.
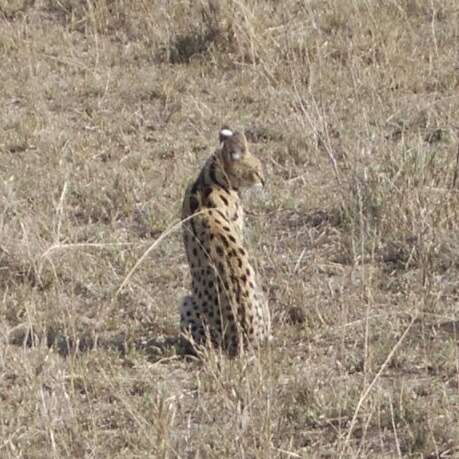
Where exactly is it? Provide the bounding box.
[221,131,247,161]
[219,126,233,145]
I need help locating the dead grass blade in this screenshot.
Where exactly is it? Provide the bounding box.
[339,314,418,458]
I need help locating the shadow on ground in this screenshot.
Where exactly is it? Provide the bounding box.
[5,323,182,361]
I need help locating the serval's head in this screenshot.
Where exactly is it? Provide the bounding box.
[216,127,265,190]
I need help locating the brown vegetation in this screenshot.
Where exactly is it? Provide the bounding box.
[0,0,458,457]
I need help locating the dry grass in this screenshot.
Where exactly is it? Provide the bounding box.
[1,0,458,457]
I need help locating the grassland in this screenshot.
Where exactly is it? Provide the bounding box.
[0,1,458,457]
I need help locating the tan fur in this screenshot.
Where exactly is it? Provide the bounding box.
[180,129,270,355]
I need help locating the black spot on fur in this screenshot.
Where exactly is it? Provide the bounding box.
[222,225,231,232]
[217,210,227,221]
[189,196,199,213]
[240,274,247,283]
[190,220,198,237]
[235,289,242,304]
[209,162,218,183]
[237,258,243,268]
[228,235,236,243]
[209,161,230,193]
[190,180,199,195]
[220,234,229,248]
[216,245,224,257]
[220,194,229,206]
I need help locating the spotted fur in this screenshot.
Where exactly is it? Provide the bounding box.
[181,128,270,355]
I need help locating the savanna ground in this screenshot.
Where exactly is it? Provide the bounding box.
[0,1,458,457]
